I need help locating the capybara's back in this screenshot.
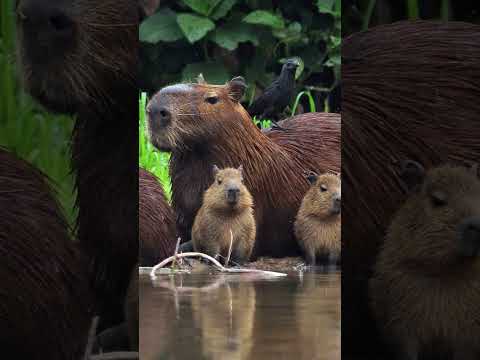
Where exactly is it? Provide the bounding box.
[0,148,93,359]
[370,162,480,359]
[139,168,176,265]
[192,166,256,265]
[295,172,341,265]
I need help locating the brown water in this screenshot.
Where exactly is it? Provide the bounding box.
[140,269,340,360]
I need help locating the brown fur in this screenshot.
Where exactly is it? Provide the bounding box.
[147,80,340,258]
[342,21,480,358]
[16,0,144,329]
[192,167,256,264]
[0,148,93,359]
[125,264,138,351]
[139,168,176,265]
[370,164,480,360]
[295,173,341,265]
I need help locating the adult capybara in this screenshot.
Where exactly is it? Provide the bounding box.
[294,172,341,265]
[15,0,158,328]
[0,148,93,359]
[342,21,480,359]
[139,168,176,266]
[192,165,256,265]
[147,77,340,258]
[370,162,480,360]
[125,264,139,351]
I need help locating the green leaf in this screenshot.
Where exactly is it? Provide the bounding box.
[243,10,285,29]
[182,0,222,16]
[210,0,238,20]
[177,14,216,43]
[211,22,259,50]
[272,21,302,41]
[316,0,335,13]
[139,9,184,43]
[182,62,230,84]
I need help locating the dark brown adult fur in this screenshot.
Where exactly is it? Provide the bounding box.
[125,264,139,351]
[147,79,340,258]
[192,166,256,264]
[139,168,176,265]
[342,21,480,359]
[370,164,480,359]
[16,0,142,329]
[294,172,341,265]
[0,148,93,359]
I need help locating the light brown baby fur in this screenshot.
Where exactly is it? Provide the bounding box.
[192,167,255,264]
[370,164,480,359]
[295,173,341,265]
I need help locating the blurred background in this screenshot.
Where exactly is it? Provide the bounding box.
[0,0,76,227]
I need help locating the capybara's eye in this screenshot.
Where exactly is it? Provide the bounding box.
[320,185,328,192]
[430,190,447,207]
[206,96,219,105]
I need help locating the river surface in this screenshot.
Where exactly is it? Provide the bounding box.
[140,268,340,360]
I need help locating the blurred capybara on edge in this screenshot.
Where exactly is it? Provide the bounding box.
[0,148,93,359]
[15,0,160,329]
[342,21,480,359]
[294,172,341,265]
[125,264,139,351]
[370,162,480,360]
[192,166,256,265]
[139,168,176,266]
[147,77,340,258]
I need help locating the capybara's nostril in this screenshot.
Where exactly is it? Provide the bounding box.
[158,107,172,127]
[458,217,480,258]
[49,12,73,33]
[227,188,240,204]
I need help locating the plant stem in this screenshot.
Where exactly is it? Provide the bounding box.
[362,0,377,30]
[407,0,419,20]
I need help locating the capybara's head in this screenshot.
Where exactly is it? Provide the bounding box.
[303,172,341,218]
[203,165,253,212]
[146,77,248,152]
[390,161,480,265]
[15,0,155,114]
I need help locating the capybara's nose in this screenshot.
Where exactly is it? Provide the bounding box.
[18,0,74,40]
[331,194,341,214]
[458,217,480,258]
[227,188,240,204]
[149,106,172,128]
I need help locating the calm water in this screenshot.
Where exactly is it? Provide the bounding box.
[140,270,340,360]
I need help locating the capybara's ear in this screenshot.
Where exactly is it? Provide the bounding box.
[197,73,206,85]
[212,165,220,176]
[305,171,318,185]
[139,0,160,19]
[399,159,425,192]
[227,77,247,102]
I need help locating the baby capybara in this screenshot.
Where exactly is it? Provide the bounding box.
[192,166,256,265]
[147,77,340,258]
[370,162,480,360]
[15,0,154,329]
[294,172,341,265]
[0,148,93,359]
[139,168,176,265]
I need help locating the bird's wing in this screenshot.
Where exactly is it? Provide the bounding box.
[248,80,280,116]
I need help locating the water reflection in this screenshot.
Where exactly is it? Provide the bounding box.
[140,270,340,360]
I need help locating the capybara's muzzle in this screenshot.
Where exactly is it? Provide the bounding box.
[331,193,341,215]
[226,188,240,205]
[458,216,480,258]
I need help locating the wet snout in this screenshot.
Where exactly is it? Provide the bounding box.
[148,106,172,129]
[226,185,240,205]
[458,217,480,258]
[331,192,341,215]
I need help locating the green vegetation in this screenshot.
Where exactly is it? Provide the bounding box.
[0,0,76,227]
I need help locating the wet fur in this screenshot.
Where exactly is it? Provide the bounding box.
[370,165,480,359]
[295,173,341,265]
[148,81,340,258]
[192,168,256,264]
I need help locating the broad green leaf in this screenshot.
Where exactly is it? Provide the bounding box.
[211,22,259,50]
[139,9,183,43]
[182,62,230,84]
[316,0,335,13]
[181,0,222,16]
[243,10,285,29]
[177,14,216,43]
[272,21,302,41]
[210,0,238,20]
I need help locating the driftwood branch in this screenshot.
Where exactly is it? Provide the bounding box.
[84,316,99,360]
[226,229,233,266]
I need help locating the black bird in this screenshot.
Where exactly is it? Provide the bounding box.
[248,59,299,130]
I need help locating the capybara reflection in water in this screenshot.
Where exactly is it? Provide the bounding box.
[0,148,93,359]
[15,0,155,329]
[295,172,341,265]
[192,166,256,265]
[139,168,176,266]
[147,77,340,258]
[370,162,480,360]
